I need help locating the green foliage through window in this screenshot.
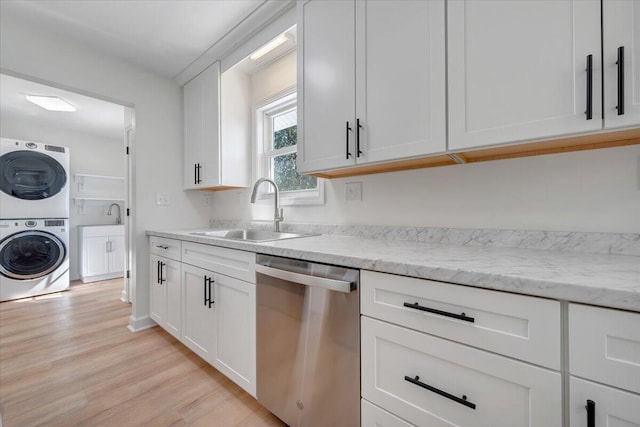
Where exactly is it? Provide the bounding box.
[272,125,317,192]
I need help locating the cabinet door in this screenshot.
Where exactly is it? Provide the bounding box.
[149,255,165,325]
[107,234,125,274]
[355,0,446,163]
[181,263,216,361]
[297,0,356,173]
[570,377,640,427]
[603,0,640,129]
[163,258,181,339]
[448,0,602,150]
[83,236,109,277]
[184,62,220,189]
[211,273,256,397]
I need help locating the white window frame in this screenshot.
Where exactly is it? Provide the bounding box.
[254,87,324,206]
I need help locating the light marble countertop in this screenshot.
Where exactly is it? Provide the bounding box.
[147,229,640,312]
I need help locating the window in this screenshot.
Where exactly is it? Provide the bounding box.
[255,90,323,205]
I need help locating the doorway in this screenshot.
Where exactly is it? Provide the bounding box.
[0,72,135,305]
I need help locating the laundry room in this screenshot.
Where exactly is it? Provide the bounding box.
[0,73,129,302]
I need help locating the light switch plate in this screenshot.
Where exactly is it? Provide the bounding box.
[345,182,362,201]
[156,192,170,206]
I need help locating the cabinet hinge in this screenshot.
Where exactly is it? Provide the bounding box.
[126,146,129,155]
[126,208,130,216]
[126,270,130,279]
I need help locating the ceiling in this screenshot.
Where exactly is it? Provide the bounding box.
[0,74,125,140]
[0,0,267,78]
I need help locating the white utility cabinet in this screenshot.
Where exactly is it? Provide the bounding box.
[78,225,125,283]
[297,0,446,174]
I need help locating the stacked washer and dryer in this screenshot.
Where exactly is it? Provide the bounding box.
[0,137,70,302]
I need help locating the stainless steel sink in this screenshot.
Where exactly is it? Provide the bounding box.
[189,229,317,243]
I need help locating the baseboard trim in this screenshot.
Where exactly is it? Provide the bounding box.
[127,315,156,333]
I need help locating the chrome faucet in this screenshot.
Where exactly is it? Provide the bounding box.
[250,178,283,232]
[107,203,122,225]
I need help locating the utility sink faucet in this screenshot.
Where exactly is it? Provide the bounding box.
[250,178,283,232]
[107,203,122,225]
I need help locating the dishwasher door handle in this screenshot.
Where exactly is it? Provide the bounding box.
[256,264,355,293]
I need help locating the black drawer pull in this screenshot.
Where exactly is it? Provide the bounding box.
[157,260,161,284]
[356,118,363,157]
[403,302,474,323]
[586,399,595,427]
[345,121,352,159]
[155,245,169,250]
[617,46,624,116]
[204,275,209,306]
[405,376,476,410]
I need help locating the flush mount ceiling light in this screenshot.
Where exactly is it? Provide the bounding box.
[25,95,77,112]
[250,34,289,62]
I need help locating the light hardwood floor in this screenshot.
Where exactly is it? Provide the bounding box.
[0,279,284,427]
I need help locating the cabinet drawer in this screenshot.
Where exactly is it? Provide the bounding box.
[149,236,181,261]
[362,399,413,427]
[361,270,561,369]
[361,317,561,427]
[570,377,640,427]
[182,241,255,283]
[569,304,640,393]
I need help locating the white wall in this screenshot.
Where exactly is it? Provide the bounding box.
[1,114,125,281]
[210,52,640,234]
[0,17,210,327]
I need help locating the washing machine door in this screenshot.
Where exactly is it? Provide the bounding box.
[0,150,67,200]
[0,231,66,280]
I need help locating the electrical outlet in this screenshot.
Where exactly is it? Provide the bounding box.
[156,192,170,206]
[345,182,362,201]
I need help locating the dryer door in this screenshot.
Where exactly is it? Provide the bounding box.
[0,231,66,280]
[0,150,67,200]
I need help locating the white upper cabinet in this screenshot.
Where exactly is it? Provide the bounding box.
[447,0,603,151]
[603,0,640,129]
[355,1,446,164]
[297,0,446,174]
[297,0,356,173]
[183,62,250,190]
[184,62,220,189]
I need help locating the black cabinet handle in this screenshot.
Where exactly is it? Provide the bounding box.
[194,163,197,185]
[345,121,352,159]
[586,399,595,427]
[204,275,208,306]
[356,118,363,157]
[208,277,214,308]
[405,376,476,410]
[159,262,166,284]
[403,302,475,323]
[157,260,161,284]
[617,46,625,116]
[196,163,202,184]
[585,54,593,120]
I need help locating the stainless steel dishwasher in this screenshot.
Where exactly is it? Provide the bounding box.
[255,254,360,427]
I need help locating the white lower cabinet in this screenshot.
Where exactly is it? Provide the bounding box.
[362,399,413,427]
[149,254,181,339]
[149,238,256,397]
[570,377,640,427]
[362,317,561,427]
[211,273,256,397]
[568,304,640,427]
[181,263,216,362]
